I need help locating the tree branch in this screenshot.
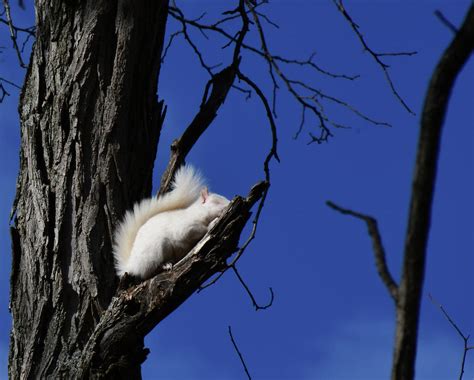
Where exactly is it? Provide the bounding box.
[160,1,278,316]
[232,266,274,311]
[228,326,252,380]
[0,76,21,103]
[392,5,474,380]
[158,62,240,194]
[1,0,32,68]
[77,182,267,377]
[326,201,398,302]
[429,295,473,380]
[332,0,416,115]
[168,1,387,143]
[159,0,250,193]
[324,5,474,380]
[434,10,458,34]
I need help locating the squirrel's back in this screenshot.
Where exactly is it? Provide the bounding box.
[112,165,205,276]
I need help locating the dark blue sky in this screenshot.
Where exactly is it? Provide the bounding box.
[1,1,473,379]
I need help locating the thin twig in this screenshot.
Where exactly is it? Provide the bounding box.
[161,4,278,304]
[429,295,472,380]
[199,71,279,292]
[161,30,183,63]
[288,79,392,128]
[0,76,21,89]
[232,266,274,311]
[168,1,371,141]
[0,18,35,35]
[0,76,21,103]
[228,326,252,380]
[2,0,27,68]
[434,10,458,34]
[0,82,9,102]
[332,0,415,115]
[168,6,215,76]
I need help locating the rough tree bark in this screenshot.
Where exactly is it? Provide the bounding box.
[8,0,266,377]
[9,1,169,377]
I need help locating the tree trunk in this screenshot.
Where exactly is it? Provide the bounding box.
[9,0,169,377]
[392,5,474,380]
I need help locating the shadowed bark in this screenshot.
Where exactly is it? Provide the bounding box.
[8,0,268,377]
[393,5,474,380]
[76,182,267,378]
[9,1,169,377]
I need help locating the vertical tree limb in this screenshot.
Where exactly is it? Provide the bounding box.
[326,5,474,380]
[392,5,474,380]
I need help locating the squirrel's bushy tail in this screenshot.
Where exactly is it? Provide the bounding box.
[113,165,205,276]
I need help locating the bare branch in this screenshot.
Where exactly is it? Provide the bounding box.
[272,52,360,80]
[232,266,274,311]
[164,3,279,310]
[332,0,416,115]
[255,10,279,29]
[237,71,280,163]
[167,1,371,141]
[199,72,279,292]
[327,6,474,380]
[0,81,9,102]
[1,0,32,68]
[434,10,458,34]
[77,184,267,377]
[161,30,183,63]
[228,326,252,380]
[326,201,398,302]
[288,78,392,128]
[0,17,34,35]
[392,5,474,379]
[213,0,268,28]
[168,6,215,76]
[0,76,21,89]
[0,76,21,103]
[429,295,472,380]
[158,63,239,194]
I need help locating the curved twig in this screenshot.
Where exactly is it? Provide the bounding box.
[228,326,252,380]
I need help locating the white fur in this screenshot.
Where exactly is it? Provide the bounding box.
[112,165,230,279]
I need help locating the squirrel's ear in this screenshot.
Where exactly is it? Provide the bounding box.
[201,187,209,203]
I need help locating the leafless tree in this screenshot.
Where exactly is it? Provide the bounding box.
[4,0,472,378]
[4,0,341,377]
[328,5,474,380]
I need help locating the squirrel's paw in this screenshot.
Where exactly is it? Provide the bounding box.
[162,262,173,271]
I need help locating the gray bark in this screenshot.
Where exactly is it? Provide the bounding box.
[10,0,169,377]
[8,0,263,377]
[392,5,474,380]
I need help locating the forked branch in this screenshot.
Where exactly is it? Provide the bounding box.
[429,295,473,380]
[332,0,416,115]
[78,183,267,377]
[1,0,34,68]
[168,0,390,143]
[327,5,474,380]
[326,201,398,302]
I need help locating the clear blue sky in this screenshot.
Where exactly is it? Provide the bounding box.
[0,1,473,379]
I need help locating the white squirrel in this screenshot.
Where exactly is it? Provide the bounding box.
[113,165,230,279]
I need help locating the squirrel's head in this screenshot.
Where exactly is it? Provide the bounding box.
[200,187,230,217]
